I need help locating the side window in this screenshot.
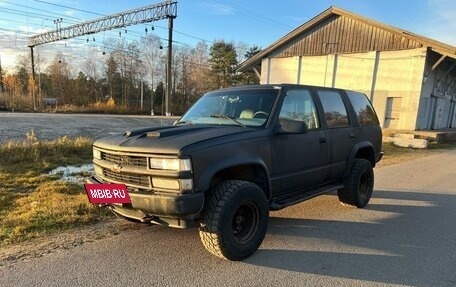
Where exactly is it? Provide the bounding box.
[279,89,320,129]
[317,90,349,128]
[346,91,379,125]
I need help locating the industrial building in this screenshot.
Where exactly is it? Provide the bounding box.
[238,6,456,130]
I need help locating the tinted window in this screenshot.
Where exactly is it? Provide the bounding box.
[346,91,379,125]
[279,89,319,129]
[317,90,349,128]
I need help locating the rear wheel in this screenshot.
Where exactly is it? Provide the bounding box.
[338,159,374,208]
[199,180,269,260]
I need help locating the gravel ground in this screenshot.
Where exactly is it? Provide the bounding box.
[0,112,177,143]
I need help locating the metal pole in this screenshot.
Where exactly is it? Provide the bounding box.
[0,55,3,93]
[30,46,36,111]
[165,16,174,116]
[151,87,154,116]
[140,81,144,110]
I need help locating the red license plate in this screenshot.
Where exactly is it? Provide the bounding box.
[84,183,131,204]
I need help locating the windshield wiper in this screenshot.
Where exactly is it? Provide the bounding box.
[210,114,245,127]
[174,120,194,126]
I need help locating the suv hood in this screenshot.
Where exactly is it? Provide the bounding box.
[93,125,257,155]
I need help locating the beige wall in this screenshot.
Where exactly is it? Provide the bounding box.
[263,56,300,84]
[334,52,376,96]
[299,55,335,87]
[261,48,427,130]
[372,49,426,129]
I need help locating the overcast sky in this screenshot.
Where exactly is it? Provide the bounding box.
[0,0,455,71]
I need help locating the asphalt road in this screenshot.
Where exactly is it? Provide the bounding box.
[0,112,177,143]
[1,113,455,286]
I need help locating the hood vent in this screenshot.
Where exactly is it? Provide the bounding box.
[124,127,160,138]
[147,131,161,139]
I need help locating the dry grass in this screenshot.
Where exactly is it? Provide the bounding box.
[0,132,111,246]
[378,141,456,167]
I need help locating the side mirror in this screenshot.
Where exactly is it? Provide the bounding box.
[277,118,308,134]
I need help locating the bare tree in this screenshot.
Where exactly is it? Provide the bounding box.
[140,34,164,89]
[235,41,249,64]
[188,41,209,102]
[107,39,145,108]
[3,73,22,109]
[83,48,103,102]
[47,52,71,105]
[171,45,192,113]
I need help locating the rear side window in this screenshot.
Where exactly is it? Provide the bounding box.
[316,90,349,128]
[346,91,379,125]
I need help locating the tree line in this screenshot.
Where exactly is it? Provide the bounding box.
[0,35,261,115]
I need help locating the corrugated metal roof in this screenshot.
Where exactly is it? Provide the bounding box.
[237,6,456,72]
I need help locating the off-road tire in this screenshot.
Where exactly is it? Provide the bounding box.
[338,158,374,208]
[199,180,269,261]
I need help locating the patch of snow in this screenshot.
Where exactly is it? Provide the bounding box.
[48,164,94,183]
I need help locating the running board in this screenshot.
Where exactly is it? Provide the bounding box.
[269,184,344,211]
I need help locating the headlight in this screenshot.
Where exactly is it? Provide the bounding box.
[93,148,101,160]
[149,158,192,171]
[152,178,193,191]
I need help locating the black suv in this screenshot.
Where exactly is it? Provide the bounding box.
[87,84,382,260]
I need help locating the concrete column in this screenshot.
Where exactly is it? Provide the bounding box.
[331,54,338,88]
[297,56,302,84]
[370,51,380,102]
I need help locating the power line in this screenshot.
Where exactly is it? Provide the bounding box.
[5,0,216,46]
[0,1,259,76]
[28,1,177,47]
[0,0,85,23]
[0,6,83,24]
[213,0,293,30]
[31,0,105,17]
[0,0,253,52]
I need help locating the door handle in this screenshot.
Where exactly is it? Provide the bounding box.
[319,137,327,143]
[349,133,356,139]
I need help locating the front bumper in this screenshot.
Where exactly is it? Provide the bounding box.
[86,176,204,228]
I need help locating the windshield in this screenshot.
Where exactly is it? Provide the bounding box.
[177,88,279,127]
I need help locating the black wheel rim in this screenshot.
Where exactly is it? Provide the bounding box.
[359,171,372,199]
[231,201,259,244]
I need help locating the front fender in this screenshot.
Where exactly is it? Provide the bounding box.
[196,155,271,198]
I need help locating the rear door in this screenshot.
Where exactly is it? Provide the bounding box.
[314,89,355,182]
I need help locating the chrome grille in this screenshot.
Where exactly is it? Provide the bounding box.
[102,169,151,187]
[101,152,148,167]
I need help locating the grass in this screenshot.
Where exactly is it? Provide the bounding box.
[0,131,111,247]
[378,141,456,167]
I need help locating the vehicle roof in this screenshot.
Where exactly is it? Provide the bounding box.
[210,84,364,94]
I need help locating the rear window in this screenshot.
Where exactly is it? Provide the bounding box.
[346,91,379,125]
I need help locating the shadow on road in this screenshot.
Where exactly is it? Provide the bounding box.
[2,189,455,287]
[244,189,456,287]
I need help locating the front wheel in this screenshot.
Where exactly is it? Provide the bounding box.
[199,180,269,261]
[338,159,374,208]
